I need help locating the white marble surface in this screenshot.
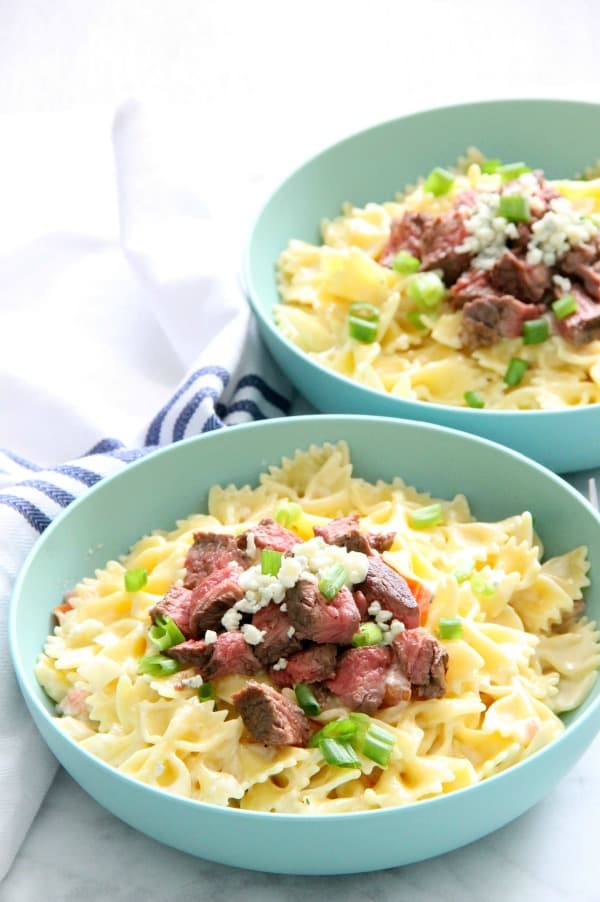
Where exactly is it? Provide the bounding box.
[3,0,600,897]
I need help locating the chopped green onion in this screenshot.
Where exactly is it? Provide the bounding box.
[261,549,282,576]
[197,681,215,702]
[470,573,496,596]
[348,302,380,322]
[349,712,371,726]
[124,568,148,592]
[424,167,455,196]
[149,615,185,651]
[464,389,485,409]
[352,721,396,767]
[352,622,384,647]
[407,309,427,330]
[522,317,549,345]
[498,194,531,223]
[499,162,531,183]
[319,737,362,769]
[275,502,303,527]
[138,654,180,677]
[454,558,473,583]
[552,294,577,320]
[409,503,444,530]
[503,356,529,387]
[318,563,347,600]
[481,158,502,174]
[392,250,421,274]
[312,719,358,744]
[407,272,446,309]
[438,617,463,640]
[295,683,322,717]
[348,315,378,344]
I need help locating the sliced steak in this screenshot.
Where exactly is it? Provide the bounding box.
[236,517,299,555]
[149,586,193,638]
[420,211,472,284]
[251,602,302,667]
[188,562,245,636]
[353,589,369,620]
[367,531,396,553]
[270,644,338,688]
[325,646,391,714]
[450,269,494,309]
[313,515,370,554]
[378,211,431,267]
[356,555,419,629]
[489,250,550,303]
[461,295,546,348]
[392,629,448,700]
[168,631,260,678]
[382,661,412,707]
[285,581,361,644]
[555,285,600,345]
[233,681,310,747]
[184,532,249,589]
[559,239,600,302]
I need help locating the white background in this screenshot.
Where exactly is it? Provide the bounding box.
[2,1,600,899]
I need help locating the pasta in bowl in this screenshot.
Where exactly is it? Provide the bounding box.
[10,415,600,873]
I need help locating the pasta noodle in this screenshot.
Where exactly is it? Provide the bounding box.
[35,443,599,813]
[275,151,600,409]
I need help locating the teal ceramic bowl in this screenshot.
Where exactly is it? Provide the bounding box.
[9,416,600,874]
[243,99,600,474]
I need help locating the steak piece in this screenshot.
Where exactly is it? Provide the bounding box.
[382,660,412,707]
[353,589,369,619]
[555,285,600,345]
[149,586,193,638]
[184,532,248,589]
[489,250,550,303]
[233,681,310,747]
[450,269,494,309]
[420,211,472,284]
[236,518,299,555]
[285,581,361,644]
[392,629,448,700]
[357,555,420,629]
[270,644,338,688]
[313,515,370,555]
[367,531,396,553]
[560,239,600,302]
[325,646,391,714]
[168,631,260,679]
[188,563,245,636]
[461,295,546,349]
[378,211,431,266]
[251,602,302,667]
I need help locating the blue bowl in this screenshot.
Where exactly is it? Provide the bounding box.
[9,416,600,874]
[243,99,600,473]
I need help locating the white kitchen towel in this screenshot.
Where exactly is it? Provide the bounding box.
[0,102,294,880]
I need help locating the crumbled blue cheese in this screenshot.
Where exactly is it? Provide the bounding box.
[456,191,519,269]
[221,608,242,631]
[181,674,204,688]
[527,197,597,266]
[382,619,406,644]
[287,625,296,638]
[368,600,395,633]
[293,537,369,584]
[244,531,257,558]
[240,623,266,646]
[204,629,218,645]
[553,273,572,293]
[272,657,288,671]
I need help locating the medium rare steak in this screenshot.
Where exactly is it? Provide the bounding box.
[392,629,448,700]
[149,586,193,638]
[188,563,245,636]
[184,532,249,589]
[460,295,546,348]
[313,515,371,555]
[270,644,338,688]
[555,285,600,344]
[378,211,431,267]
[236,518,299,555]
[325,646,391,713]
[233,681,310,746]
[285,581,361,644]
[251,602,302,667]
[168,631,260,678]
[489,250,550,303]
[357,555,419,629]
[420,211,472,284]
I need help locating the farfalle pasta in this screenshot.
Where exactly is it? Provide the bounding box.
[35,443,599,813]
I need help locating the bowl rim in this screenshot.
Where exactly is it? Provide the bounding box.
[9,413,600,822]
[241,97,600,420]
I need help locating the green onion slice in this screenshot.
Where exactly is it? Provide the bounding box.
[319,737,362,769]
[470,573,496,596]
[499,162,531,183]
[261,548,283,576]
[523,317,549,345]
[318,563,347,600]
[310,719,359,746]
[438,617,463,640]
[481,158,502,174]
[352,622,384,647]
[138,654,180,677]
[409,503,444,530]
[352,721,396,767]
[407,272,446,309]
[198,681,216,702]
[149,615,185,651]
[348,302,380,322]
[348,315,378,344]
[392,250,421,274]
[407,309,427,331]
[498,194,531,223]
[275,502,303,527]
[295,683,322,717]
[124,567,148,592]
[552,294,577,320]
[464,389,485,409]
[454,558,473,583]
[423,167,455,197]
[503,357,529,387]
